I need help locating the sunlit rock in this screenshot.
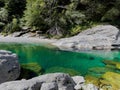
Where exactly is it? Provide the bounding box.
[53,25,119,51]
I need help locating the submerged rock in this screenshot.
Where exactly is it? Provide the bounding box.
[102,60,120,71]
[19,63,43,79]
[53,25,119,51]
[0,50,20,84]
[101,72,120,90]
[45,67,80,76]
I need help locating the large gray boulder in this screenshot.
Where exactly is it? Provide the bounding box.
[0,73,75,90]
[0,50,20,83]
[53,25,120,51]
[0,73,98,90]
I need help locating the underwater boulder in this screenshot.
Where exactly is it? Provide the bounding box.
[101,72,120,90]
[19,63,43,79]
[45,67,80,76]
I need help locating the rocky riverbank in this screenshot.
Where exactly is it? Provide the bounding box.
[53,25,120,51]
[0,25,120,90]
[0,25,120,51]
[0,73,98,90]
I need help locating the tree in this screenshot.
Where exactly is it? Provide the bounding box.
[5,0,26,19]
[23,0,85,36]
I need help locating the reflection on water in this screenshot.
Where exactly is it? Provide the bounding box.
[0,42,120,76]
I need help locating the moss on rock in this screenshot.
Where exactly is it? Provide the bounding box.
[19,63,43,79]
[85,75,99,86]
[101,72,120,90]
[45,67,81,76]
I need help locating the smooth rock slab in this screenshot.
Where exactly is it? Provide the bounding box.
[0,50,20,83]
[53,25,119,51]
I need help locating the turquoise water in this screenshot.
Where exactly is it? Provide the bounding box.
[0,42,120,76]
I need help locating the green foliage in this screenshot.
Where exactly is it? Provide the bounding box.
[0,22,5,28]
[23,0,86,36]
[70,25,82,36]
[5,0,26,18]
[101,7,120,21]
[0,0,120,36]
[0,0,5,7]
[0,8,8,22]
[3,18,20,33]
[23,0,46,30]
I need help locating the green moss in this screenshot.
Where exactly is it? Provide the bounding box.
[85,75,99,86]
[19,63,43,79]
[101,72,120,90]
[87,67,115,78]
[45,67,81,76]
[102,60,120,71]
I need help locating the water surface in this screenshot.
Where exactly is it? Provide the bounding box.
[0,42,120,76]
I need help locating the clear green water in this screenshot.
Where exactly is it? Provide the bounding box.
[0,42,120,76]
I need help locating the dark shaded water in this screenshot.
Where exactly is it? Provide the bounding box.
[0,42,120,76]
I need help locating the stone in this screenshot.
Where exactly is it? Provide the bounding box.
[81,84,98,90]
[58,84,74,90]
[0,50,20,84]
[72,76,85,90]
[79,25,119,39]
[0,73,75,90]
[74,84,82,90]
[72,76,85,84]
[0,79,42,90]
[36,73,75,86]
[52,25,119,51]
[41,82,58,90]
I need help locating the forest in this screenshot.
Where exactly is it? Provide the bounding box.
[0,0,120,37]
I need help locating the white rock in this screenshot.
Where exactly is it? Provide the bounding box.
[53,25,119,51]
[41,82,58,90]
[72,76,85,84]
[74,84,82,90]
[81,84,98,90]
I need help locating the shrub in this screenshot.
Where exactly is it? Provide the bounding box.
[5,0,26,18]
[3,18,20,33]
[101,7,120,21]
[0,8,8,22]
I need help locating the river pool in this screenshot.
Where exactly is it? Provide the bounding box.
[0,42,120,76]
